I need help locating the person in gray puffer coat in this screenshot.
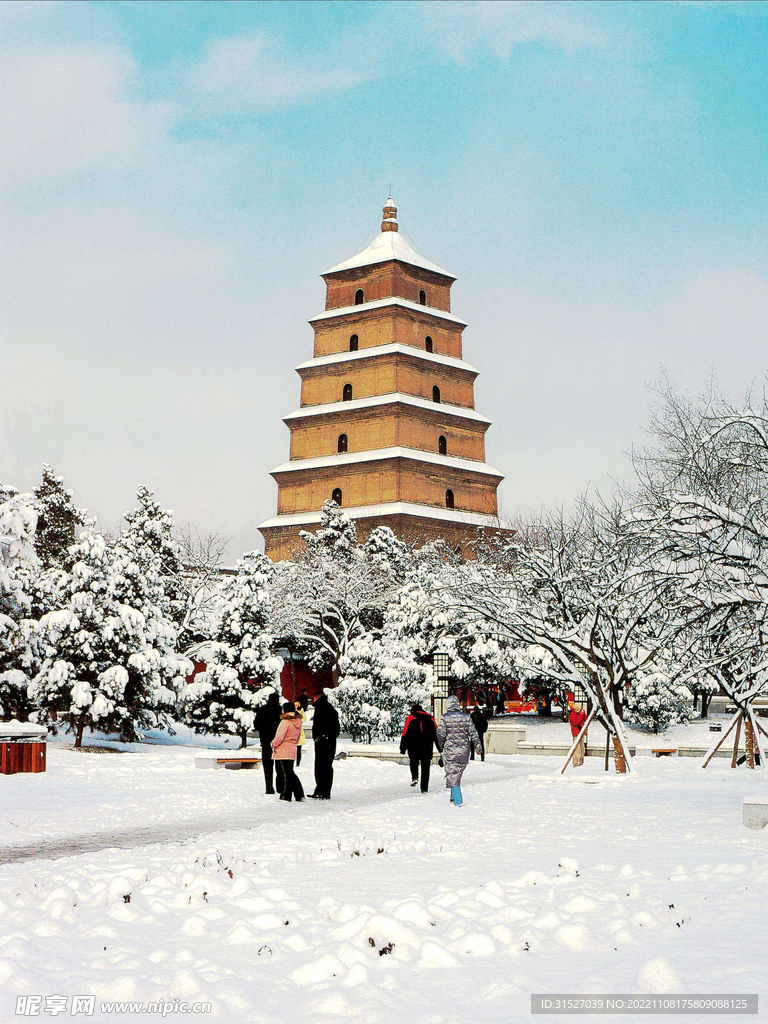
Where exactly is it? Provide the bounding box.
[435,695,481,806]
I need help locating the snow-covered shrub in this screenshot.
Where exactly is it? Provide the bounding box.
[625,671,694,733]
[180,551,283,747]
[333,630,429,742]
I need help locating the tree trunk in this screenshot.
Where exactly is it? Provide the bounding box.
[74,713,86,749]
[240,729,248,750]
[745,715,756,769]
[701,693,710,719]
[612,734,627,774]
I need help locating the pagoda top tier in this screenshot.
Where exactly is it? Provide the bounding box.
[323,197,456,281]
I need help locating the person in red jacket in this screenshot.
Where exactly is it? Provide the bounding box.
[400,703,438,792]
[568,700,588,767]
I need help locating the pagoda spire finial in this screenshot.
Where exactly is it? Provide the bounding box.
[381,195,398,233]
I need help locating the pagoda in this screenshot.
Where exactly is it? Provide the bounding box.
[258,197,504,561]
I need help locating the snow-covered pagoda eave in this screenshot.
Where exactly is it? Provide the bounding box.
[270,446,504,479]
[282,393,492,427]
[294,343,479,378]
[309,296,467,328]
[258,502,501,532]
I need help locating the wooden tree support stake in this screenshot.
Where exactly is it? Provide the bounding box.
[702,711,739,768]
[730,716,742,769]
[558,706,599,775]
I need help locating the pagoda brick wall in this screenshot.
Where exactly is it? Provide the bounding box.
[288,407,487,462]
[298,357,476,407]
[274,460,498,516]
[311,308,463,359]
[325,264,452,311]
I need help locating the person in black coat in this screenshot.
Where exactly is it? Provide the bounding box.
[255,692,282,795]
[309,693,340,800]
[399,703,438,793]
[470,705,488,761]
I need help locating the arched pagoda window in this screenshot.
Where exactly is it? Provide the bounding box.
[432,385,441,403]
[349,334,358,351]
[438,435,447,456]
[354,289,364,305]
[343,383,353,401]
[425,336,433,353]
[332,488,343,506]
[338,433,348,453]
[445,489,455,509]
[419,290,427,305]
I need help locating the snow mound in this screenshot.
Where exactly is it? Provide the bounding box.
[636,956,682,993]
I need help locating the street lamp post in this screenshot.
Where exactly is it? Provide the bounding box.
[433,649,451,724]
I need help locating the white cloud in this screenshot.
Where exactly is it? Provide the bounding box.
[0,45,174,178]
[186,1,617,115]
[192,30,364,112]
[417,0,613,65]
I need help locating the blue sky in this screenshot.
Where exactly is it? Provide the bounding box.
[3,1,768,555]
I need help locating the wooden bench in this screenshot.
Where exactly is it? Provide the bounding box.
[652,748,678,758]
[195,753,262,770]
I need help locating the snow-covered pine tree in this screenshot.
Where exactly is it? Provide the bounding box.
[33,464,89,569]
[120,486,185,626]
[0,484,39,719]
[32,528,190,746]
[625,670,694,733]
[180,550,283,748]
[300,498,358,558]
[333,615,429,742]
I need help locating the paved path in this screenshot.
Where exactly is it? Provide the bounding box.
[0,763,528,866]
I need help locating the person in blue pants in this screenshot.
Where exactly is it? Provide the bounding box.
[436,695,481,806]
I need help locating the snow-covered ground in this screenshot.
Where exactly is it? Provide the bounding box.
[0,727,766,1024]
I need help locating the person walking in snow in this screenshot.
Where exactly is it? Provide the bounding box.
[309,692,340,800]
[436,695,481,806]
[256,691,282,795]
[470,705,488,761]
[400,703,437,791]
[568,699,588,767]
[271,702,305,802]
[400,703,438,792]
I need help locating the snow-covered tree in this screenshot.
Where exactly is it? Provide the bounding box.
[180,551,283,747]
[385,550,518,702]
[271,501,404,681]
[32,528,189,746]
[174,523,229,651]
[442,500,688,773]
[0,484,39,719]
[625,670,694,733]
[119,486,185,625]
[33,464,89,569]
[333,623,429,742]
[634,383,768,766]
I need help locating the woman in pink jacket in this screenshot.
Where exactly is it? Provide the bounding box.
[271,703,305,802]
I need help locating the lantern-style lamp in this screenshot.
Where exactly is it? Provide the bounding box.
[433,649,451,722]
